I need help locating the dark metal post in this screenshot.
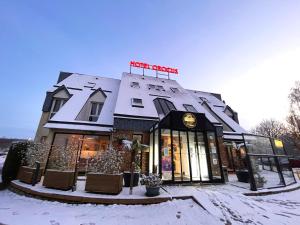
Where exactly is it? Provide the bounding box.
[31,161,41,186]
[186,131,193,182]
[214,131,225,183]
[242,134,257,191]
[170,129,174,182]
[204,131,213,182]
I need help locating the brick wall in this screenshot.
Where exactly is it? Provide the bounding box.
[112,130,150,173]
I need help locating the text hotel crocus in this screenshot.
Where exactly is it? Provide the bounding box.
[130,61,179,74]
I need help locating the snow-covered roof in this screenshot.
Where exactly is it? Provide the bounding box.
[43,71,246,135]
[187,90,246,133]
[114,73,220,123]
[46,73,120,128]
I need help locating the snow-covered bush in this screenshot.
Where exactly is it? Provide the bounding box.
[21,142,49,167]
[47,143,78,171]
[140,174,162,187]
[88,148,124,174]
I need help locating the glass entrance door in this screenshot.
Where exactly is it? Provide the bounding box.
[168,130,209,182]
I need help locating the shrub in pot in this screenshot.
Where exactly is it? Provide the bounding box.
[2,142,29,187]
[17,142,49,184]
[85,148,124,194]
[122,139,149,192]
[236,169,250,183]
[140,174,162,197]
[43,143,78,190]
[123,140,141,187]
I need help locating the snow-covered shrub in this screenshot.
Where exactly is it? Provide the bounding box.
[21,142,50,167]
[88,148,123,174]
[47,143,78,171]
[140,174,162,187]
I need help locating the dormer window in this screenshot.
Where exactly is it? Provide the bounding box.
[89,102,103,122]
[50,98,67,118]
[200,97,209,103]
[130,82,140,88]
[170,87,179,93]
[183,104,198,113]
[148,84,165,91]
[156,85,165,91]
[131,98,143,108]
[148,84,155,90]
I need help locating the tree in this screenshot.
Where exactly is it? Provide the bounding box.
[251,119,287,138]
[287,81,300,148]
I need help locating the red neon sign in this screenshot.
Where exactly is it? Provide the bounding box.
[130,61,178,74]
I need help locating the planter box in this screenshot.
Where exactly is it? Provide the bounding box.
[17,166,43,184]
[146,186,160,197]
[236,170,250,183]
[85,173,123,194]
[43,169,75,190]
[123,172,140,187]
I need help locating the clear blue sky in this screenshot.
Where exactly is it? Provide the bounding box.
[1,0,300,138]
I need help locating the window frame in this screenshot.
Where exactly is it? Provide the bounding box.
[50,98,67,119]
[183,104,198,113]
[131,98,144,108]
[89,102,103,122]
[130,81,140,88]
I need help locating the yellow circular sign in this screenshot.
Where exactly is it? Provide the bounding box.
[182,113,197,128]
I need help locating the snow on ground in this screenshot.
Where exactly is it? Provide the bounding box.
[0,154,7,183]
[1,182,300,225]
[0,190,220,225]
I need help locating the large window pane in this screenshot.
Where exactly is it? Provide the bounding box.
[249,156,284,189]
[154,129,159,174]
[244,135,274,155]
[180,132,191,181]
[188,132,200,181]
[172,131,182,181]
[149,132,153,174]
[197,132,209,181]
[48,134,82,171]
[207,132,221,179]
[161,129,172,180]
[278,157,296,185]
[81,135,110,173]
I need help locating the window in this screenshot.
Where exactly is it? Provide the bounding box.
[50,98,67,118]
[153,98,176,117]
[131,98,144,108]
[148,84,156,90]
[183,104,198,113]
[148,84,165,91]
[156,85,165,91]
[130,82,140,88]
[170,87,179,93]
[89,102,103,121]
[199,97,209,103]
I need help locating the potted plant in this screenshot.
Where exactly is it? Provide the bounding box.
[122,139,142,188]
[140,174,162,197]
[18,142,49,184]
[254,174,266,188]
[85,147,124,194]
[236,169,250,183]
[43,143,78,190]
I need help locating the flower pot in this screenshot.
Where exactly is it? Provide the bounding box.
[123,172,140,187]
[146,186,160,197]
[43,169,74,190]
[17,166,43,184]
[236,170,249,183]
[85,173,123,194]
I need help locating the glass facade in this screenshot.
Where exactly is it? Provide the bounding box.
[207,132,221,179]
[149,128,222,183]
[47,133,110,174]
[243,134,296,191]
[161,129,172,180]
